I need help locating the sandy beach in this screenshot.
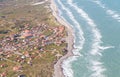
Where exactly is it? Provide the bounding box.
[50,0,74,77]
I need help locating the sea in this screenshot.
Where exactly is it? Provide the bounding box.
[54,0,120,77]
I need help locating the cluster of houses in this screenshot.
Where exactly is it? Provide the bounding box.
[0,22,67,77]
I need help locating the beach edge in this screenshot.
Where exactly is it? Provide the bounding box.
[50,0,74,77]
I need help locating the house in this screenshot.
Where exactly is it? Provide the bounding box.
[20,30,33,38]
[0,64,6,68]
[58,26,65,33]
[0,72,7,77]
[24,51,30,58]
[13,66,22,72]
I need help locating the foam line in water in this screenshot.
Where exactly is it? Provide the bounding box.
[68,0,115,56]
[68,0,102,55]
[90,60,106,77]
[57,0,85,77]
[57,9,83,57]
[59,14,84,57]
[57,0,115,77]
[92,0,105,9]
[91,0,120,22]
[91,60,103,66]
[67,0,114,77]
[98,46,115,50]
[57,0,85,55]
[62,56,78,77]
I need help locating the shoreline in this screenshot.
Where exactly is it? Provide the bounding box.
[50,0,74,77]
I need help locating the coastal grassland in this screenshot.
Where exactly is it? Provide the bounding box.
[0,1,67,77]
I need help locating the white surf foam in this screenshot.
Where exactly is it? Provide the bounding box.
[91,60,103,66]
[67,0,115,77]
[99,46,115,50]
[106,10,120,22]
[92,0,105,9]
[90,45,114,56]
[62,56,79,77]
[59,11,83,57]
[57,0,85,77]
[92,0,120,22]
[57,0,85,55]
[57,0,115,77]
[90,60,106,77]
[68,0,102,56]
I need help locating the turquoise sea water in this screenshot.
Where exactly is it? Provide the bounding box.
[54,0,120,77]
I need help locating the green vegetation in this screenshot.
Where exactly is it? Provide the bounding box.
[0,0,67,77]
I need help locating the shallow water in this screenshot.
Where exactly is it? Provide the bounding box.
[55,0,120,77]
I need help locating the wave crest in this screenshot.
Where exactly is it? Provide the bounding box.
[92,0,120,22]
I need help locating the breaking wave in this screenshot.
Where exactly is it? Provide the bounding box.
[67,0,114,77]
[91,0,120,22]
[55,0,115,77]
[57,0,85,77]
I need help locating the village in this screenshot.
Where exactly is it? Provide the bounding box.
[0,19,68,77]
[0,0,70,76]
